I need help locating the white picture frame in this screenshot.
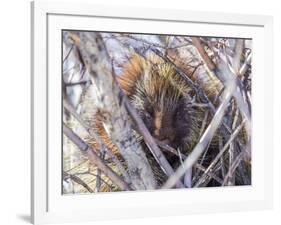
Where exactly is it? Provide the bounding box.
[31,1,273,224]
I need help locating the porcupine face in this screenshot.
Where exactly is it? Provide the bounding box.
[124,57,200,153]
[140,95,192,150]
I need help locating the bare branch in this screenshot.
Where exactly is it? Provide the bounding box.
[219,136,226,178]
[239,52,252,76]
[64,80,89,87]
[191,37,216,71]
[222,150,247,186]
[63,171,94,193]
[63,44,74,63]
[74,170,114,191]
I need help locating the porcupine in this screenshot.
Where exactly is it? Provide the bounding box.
[87,52,249,191]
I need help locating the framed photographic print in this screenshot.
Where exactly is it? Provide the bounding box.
[31,1,273,224]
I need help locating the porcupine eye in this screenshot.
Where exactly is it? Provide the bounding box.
[146,106,154,117]
[174,98,190,147]
[142,105,154,133]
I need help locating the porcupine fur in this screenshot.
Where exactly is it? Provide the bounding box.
[87,53,216,190]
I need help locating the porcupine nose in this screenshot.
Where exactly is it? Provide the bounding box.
[154,128,176,145]
[153,111,176,145]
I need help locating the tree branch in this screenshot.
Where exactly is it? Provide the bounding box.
[63,171,94,193]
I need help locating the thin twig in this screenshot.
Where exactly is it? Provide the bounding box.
[199,110,209,137]
[219,137,226,177]
[228,105,240,185]
[74,170,114,191]
[64,80,89,87]
[239,53,252,76]
[96,151,105,192]
[63,44,74,63]
[63,171,94,193]
[222,151,246,186]
[195,164,223,185]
